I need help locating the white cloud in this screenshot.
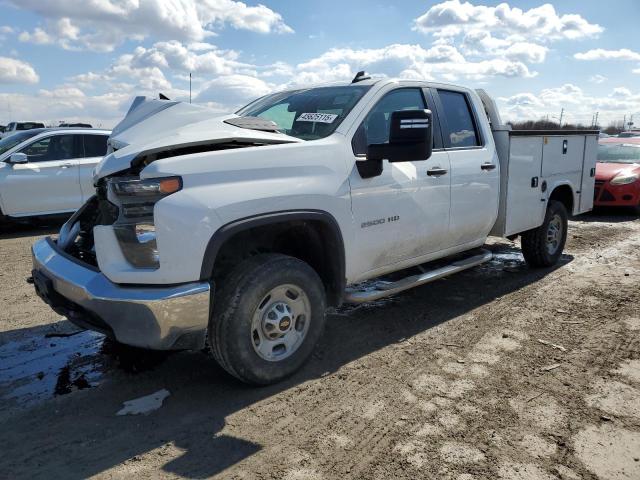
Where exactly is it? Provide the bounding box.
[0,88,129,127]
[414,1,602,41]
[574,48,640,61]
[13,0,292,52]
[293,43,535,85]
[499,84,640,126]
[127,41,254,76]
[0,57,39,84]
[589,74,607,84]
[196,74,272,108]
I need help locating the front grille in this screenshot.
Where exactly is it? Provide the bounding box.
[595,180,605,186]
[63,181,120,268]
[600,189,616,202]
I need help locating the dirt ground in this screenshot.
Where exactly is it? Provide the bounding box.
[0,210,639,480]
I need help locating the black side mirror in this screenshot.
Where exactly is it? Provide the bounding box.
[367,109,433,163]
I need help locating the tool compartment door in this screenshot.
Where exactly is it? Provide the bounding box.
[578,135,598,213]
[504,135,545,236]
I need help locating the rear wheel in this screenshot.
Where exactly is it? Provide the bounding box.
[208,254,326,385]
[521,200,568,268]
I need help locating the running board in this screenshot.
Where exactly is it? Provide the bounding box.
[344,249,493,304]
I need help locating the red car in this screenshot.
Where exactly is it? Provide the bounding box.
[595,137,640,213]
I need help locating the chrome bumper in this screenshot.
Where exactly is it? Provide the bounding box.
[31,237,211,350]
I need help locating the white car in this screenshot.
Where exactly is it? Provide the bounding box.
[0,121,45,139]
[31,78,597,385]
[0,128,111,220]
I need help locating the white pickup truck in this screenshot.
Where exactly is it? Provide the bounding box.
[30,77,598,384]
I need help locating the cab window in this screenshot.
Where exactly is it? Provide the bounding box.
[19,134,83,162]
[352,88,433,155]
[437,90,481,148]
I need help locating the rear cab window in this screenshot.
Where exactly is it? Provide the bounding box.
[437,90,482,149]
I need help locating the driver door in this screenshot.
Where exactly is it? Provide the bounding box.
[348,87,451,277]
[2,134,83,216]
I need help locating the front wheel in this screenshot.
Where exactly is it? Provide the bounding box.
[521,200,568,268]
[208,254,326,385]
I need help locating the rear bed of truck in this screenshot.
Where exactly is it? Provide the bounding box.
[490,128,599,237]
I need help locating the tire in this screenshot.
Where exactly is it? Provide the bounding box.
[208,253,326,385]
[521,200,568,268]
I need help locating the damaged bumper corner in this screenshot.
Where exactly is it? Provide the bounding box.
[31,237,211,350]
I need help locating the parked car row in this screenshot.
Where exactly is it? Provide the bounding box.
[0,121,94,140]
[0,121,45,140]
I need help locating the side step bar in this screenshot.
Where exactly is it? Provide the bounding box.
[344,249,493,304]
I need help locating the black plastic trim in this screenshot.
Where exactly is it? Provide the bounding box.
[46,237,101,272]
[199,210,346,305]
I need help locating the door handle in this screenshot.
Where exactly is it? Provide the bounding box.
[481,162,496,171]
[61,162,74,168]
[427,167,448,176]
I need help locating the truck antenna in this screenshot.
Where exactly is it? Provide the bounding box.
[351,71,371,83]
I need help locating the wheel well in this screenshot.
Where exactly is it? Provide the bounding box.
[205,216,345,307]
[549,184,574,215]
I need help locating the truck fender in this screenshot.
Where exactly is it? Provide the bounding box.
[199,210,346,306]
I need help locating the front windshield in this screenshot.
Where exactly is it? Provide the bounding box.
[598,143,640,164]
[237,85,371,140]
[0,130,40,156]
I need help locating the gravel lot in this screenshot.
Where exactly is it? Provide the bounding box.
[0,211,639,479]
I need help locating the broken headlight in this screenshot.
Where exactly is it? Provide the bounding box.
[109,176,182,269]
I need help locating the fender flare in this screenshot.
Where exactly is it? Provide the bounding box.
[546,180,576,215]
[199,209,346,305]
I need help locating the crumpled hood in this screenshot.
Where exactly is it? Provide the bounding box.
[596,161,640,181]
[93,99,301,181]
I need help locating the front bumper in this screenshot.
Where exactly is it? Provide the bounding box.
[594,180,640,207]
[31,237,211,350]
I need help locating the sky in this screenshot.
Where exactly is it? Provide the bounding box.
[0,0,639,129]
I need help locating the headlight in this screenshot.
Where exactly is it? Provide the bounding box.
[111,177,182,199]
[610,173,640,185]
[108,176,182,268]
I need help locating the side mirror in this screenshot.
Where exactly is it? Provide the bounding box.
[367,109,433,163]
[8,152,28,164]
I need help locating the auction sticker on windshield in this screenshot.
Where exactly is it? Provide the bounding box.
[297,113,338,123]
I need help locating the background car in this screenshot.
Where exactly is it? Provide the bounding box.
[0,127,111,220]
[595,137,640,213]
[0,121,46,139]
[59,123,93,128]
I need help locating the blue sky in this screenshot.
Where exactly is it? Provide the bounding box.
[0,0,639,128]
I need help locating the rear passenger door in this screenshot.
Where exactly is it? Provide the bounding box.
[78,134,109,201]
[434,88,499,247]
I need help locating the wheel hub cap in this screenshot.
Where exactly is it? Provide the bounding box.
[546,214,563,255]
[251,284,311,362]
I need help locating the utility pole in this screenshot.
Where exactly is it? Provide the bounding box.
[558,108,564,128]
[594,111,599,128]
[189,73,192,104]
[623,114,626,131]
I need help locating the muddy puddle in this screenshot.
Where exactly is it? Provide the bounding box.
[0,325,172,407]
[0,329,104,404]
